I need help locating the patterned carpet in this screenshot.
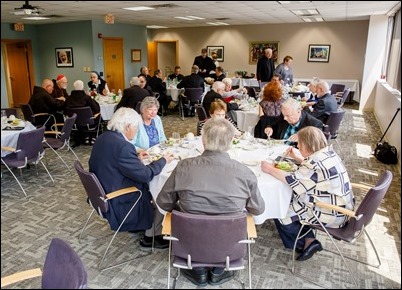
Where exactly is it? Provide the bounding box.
[1,103,401,289]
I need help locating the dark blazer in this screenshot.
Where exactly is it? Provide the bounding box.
[193,55,216,78]
[202,90,239,118]
[29,86,65,115]
[311,93,339,123]
[89,130,166,231]
[65,90,100,114]
[148,76,166,95]
[177,73,204,91]
[168,73,184,82]
[115,86,150,111]
[51,79,69,99]
[256,56,275,82]
[269,110,323,140]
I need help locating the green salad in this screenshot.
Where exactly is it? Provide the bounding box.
[274,161,296,172]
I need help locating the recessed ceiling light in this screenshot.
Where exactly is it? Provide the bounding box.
[187,16,205,20]
[123,6,154,11]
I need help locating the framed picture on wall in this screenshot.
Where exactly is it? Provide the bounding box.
[55,47,73,67]
[206,46,224,62]
[249,41,279,64]
[131,49,141,62]
[308,44,331,62]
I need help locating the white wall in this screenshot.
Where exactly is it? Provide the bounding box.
[374,80,401,170]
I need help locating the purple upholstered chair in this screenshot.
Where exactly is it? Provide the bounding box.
[1,237,87,289]
[1,126,54,198]
[74,160,151,271]
[162,210,257,289]
[43,113,79,170]
[291,170,393,288]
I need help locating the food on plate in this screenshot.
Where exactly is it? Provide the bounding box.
[165,139,175,146]
[274,161,297,172]
[149,154,162,162]
[232,138,240,145]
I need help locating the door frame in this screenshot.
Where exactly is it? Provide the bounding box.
[1,39,35,108]
[148,40,179,75]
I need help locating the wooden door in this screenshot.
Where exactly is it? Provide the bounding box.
[2,41,35,107]
[103,38,125,92]
[147,41,157,75]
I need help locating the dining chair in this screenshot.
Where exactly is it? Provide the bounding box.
[19,103,57,130]
[43,113,79,170]
[65,106,102,145]
[329,83,346,97]
[182,88,203,118]
[1,237,88,289]
[74,160,152,271]
[291,170,393,288]
[323,109,346,157]
[194,104,207,121]
[335,88,351,108]
[1,126,55,198]
[162,210,257,289]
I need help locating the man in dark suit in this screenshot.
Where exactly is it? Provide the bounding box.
[310,81,339,123]
[89,107,174,249]
[168,66,184,82]
[264,98,323,143]
[202,81,239,118]
[177,65,204,91]
[115,77,150,111]
[193,48,216,79]
[148,69,169,113]
[256,48,275,89]
[65,80,100,114]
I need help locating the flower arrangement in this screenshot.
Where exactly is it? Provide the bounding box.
[235,70,247,78]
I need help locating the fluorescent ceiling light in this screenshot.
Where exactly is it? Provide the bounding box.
[301,17,312,22]
[187,16,205,20]
[174,16,195,21]
[147,25,168,29]
[22,16,50,20]
[291,9,319,16]
[207,22,229,26]
[123,6,154,11]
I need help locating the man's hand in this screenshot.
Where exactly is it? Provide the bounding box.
[138,150,149,160]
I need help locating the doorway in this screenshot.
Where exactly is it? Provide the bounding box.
[1,40,35,108]
[147,40,178,78]
[103,37,125,92]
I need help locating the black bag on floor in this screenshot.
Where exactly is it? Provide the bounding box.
[374,142,398,164]
[374,108,400,164]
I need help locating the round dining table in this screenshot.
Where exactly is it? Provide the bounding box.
[147,136,293,225]
[1,121,36,157]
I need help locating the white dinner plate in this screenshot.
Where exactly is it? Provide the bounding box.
[242,145,257,151]
[243,160,259,166]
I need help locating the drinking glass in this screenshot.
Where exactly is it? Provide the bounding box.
[172,132,180,152]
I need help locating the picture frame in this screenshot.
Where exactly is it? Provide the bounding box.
[206,46,224,62]
[131,49,141,62]
[308,44,331,63]
[55,47,73,67]
[249,41,279,64]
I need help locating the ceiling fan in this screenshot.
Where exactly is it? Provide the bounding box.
[12,1,44,16]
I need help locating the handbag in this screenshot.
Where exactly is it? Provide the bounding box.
[374,142,398,164]
[374,108,400,164]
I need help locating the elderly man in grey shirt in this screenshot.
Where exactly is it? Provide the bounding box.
[156,118,265,287]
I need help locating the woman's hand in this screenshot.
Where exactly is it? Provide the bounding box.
[264,127,273,138]
[261,160,275,174]
[285,147,304,164]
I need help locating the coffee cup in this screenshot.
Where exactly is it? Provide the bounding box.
[185,132,195,141]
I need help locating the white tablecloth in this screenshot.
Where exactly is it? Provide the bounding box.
[234,107,260,132]
[1,121,36,157]
[295,78,360,102]
[96,96,117,121]
[148,137,292,225]
[231,78,260,88]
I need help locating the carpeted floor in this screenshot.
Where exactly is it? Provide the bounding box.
[1,103,401,289]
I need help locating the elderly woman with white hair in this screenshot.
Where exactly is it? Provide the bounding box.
[89,107,174,249]
[65,80,100,114]
[132,96,167,150]
[221,77,248,103]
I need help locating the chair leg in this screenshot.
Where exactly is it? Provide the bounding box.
[1,160,28,198]
[99,191,152,271]
[79,209,96,242]
[39,160,55,185]
[44,144,70,171]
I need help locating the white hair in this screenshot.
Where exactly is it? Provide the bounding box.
[212,81,225,92]
[202,118,235,152]
[107,107,141,133]
[73,80,84,90]
[222,77,232,86]
[140,96,160,113]
[281,97,301,112]
[129,76,140,87]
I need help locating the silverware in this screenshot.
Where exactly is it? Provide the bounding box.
[196,148,202,154]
